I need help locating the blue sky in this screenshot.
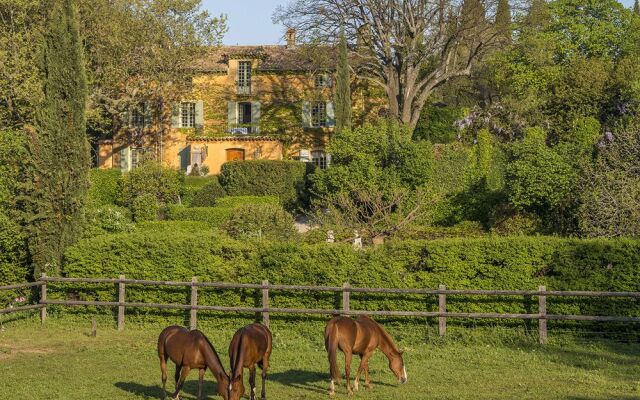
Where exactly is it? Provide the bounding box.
[205,0,637,46]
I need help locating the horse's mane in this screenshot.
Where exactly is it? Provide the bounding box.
[201,332,225,372]
[230,329,245,380]
[374,320,401,355]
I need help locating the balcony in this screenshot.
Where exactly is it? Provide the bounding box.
[227,123,261,135]
[237,85,252,96]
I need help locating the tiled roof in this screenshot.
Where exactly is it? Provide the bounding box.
[193,45,340,73]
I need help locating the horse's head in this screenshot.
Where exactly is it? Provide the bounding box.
[389,351,407,384]
[217,374,230,400]
[228,375,245,400]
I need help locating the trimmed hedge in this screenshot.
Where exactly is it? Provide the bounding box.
[189,176,226,207]
[182,176,220,206]
[88,169,122,206]
[61,235,640,326]
[219,160,312,210]
[166,196,280,228]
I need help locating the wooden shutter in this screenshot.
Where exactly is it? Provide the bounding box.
[119,146,130,172]
[171,102,181,128]
[227,101,238,127]
[326,101,336,127]
[195,100,204,129]
[301,101,312,128]
[251,101,261,133]
[179,146,191,171]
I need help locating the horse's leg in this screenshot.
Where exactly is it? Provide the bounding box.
[344,350,353,395]
[197,368,205,400]
[261,353,270,400]
[361,352,374,389]
[160,358,169,400]
[353,355,366,391]
[249,366,257,400]
[171,366,191,400]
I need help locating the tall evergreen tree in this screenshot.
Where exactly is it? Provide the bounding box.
[634,0,640,15]
[526,0,550,29]
[335,30,352,134]
[495,0,512,43]
[29,0,90,276]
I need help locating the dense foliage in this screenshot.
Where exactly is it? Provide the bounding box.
[27,0,90,276]
[219,160,311,210]
[166,196,280,228]
[87,169,122,207]
[118,161,182,207]
[189,176,227,207]
[62,234,640,324]
[223,203,297,241]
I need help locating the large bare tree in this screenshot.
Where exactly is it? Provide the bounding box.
[274,0,500,129]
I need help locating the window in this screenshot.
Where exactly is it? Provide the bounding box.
[315,73,332,88]
[312,150,329,169]
[237,61,252,94]
[311,102,328,127]
[180,102,196,128]
[131,147,155,169]
[131,104,149,129]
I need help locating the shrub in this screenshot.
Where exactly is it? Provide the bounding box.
[190,176,227,207]
[413,103,465,143]
[87,169,122,206]
[83,205,134,237]
[62,235,640,327]
[223,203,298,241]
[118,161,183,207]
[132,194,159,222]
[166,205,234,228]
[215,196,280,208]
[182,175,219,206]
[219,160,311,210]
[0,213,29,307]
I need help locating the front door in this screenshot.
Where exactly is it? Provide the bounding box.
[226,148,245,162]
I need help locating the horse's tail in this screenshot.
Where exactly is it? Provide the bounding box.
[324,320,340,381]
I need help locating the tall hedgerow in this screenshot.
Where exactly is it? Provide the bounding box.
[28,0,90,276]
[335,29,352,134]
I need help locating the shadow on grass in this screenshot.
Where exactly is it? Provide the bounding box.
[115,380,219,399]
[268,369,394,395]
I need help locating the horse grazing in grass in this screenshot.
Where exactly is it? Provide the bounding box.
[228,323,273,400]
[157,326,230,400]
[324,315,407,395]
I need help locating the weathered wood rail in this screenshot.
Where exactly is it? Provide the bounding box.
[2,274,640,345]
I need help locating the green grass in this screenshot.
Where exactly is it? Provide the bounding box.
[1,319,640,400]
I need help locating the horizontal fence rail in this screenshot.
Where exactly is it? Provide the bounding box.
[2,274,640,344]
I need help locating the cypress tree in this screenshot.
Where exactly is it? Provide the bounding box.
[29,0,90,276]
[495,0,512,43]
[461,0,487,33]
[335,30,352,134]
[526,0,550,30]
[634,0,640,16]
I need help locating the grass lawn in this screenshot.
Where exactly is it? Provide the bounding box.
[0,319,639,400]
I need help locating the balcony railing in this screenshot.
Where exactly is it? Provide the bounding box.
[237,85,252,95]
[227,123,261,135]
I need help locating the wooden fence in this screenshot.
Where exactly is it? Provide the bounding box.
[2,274,640,345]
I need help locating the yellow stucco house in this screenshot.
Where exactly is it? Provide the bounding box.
[97,30,383,174]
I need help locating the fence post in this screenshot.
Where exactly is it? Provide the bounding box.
[117,275,125,331]
[40,273,47,326]
[438,284,447,337]
[342,283,350,316]
[538,285,547,345]
[262,280,270,328]
[190,277,198,330]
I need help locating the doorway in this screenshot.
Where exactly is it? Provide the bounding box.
[226,148,245,162]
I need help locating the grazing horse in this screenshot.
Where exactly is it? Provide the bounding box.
[228,323,273,400]
[157,326,230,400]
[324,315,407,395]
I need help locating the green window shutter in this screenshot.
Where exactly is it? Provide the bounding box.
[119,146,130,172]
[326,101,336,127]
[251,101,261,133]
[171,102,181,128]
[195,100,204,129]
[179,146,191,171]
[301,101,311,128]
[228,101,238,127]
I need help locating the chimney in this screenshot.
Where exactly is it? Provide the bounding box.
[286,28,297,48]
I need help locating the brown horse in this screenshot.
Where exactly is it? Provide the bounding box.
[157,326,230,400]
[228,323,273,400]
[324,315,407,395]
